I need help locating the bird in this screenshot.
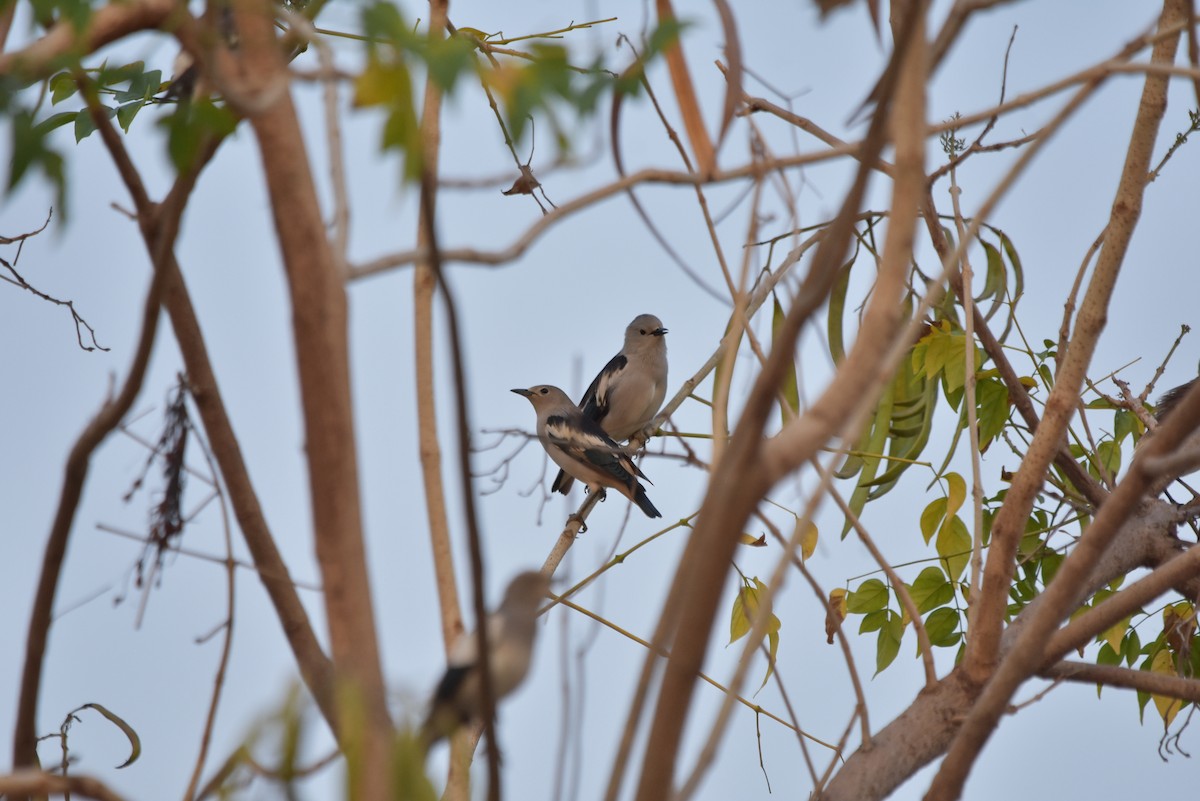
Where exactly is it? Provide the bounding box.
[512,385,662,518]
[551,314,669,496]
[1155,377,1197,422]
[421,571,550,747]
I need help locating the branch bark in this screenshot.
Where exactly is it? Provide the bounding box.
[0,0,177,77]
[234,2,389,797]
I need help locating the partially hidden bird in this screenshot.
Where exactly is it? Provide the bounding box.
[551,314,668,496]
[512,384,662,518]
[421,571,550,747]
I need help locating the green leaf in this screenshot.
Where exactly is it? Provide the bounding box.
[117,101,144,133]
[1042,552,1064,590]
[74,105,115,143]
[859,608,889,633]
[908,566,954,614]
[923,607,961,648]
[979,239,1006,301]
[1089,439,1122,482]
[1123,629,1141,666]
[161,99,237,173]
[1114,409,1136,444]
[10,109,68,217]
[78,703,141,768]
[876,611,904,674]
[773,294,800,426]
[999,233,1025,305]
[1096,642,1121,666]
[974,376,1010,451]
[847,578,889,614]
[34,111,77,135]
[392,729,438,801]
[425,35,476,92]
[50,72,77,105]
[920,497,948,545]
[839,377,894,536]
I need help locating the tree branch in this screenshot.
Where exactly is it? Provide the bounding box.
[1043,660,1200,702]
[0,0,178,78]
[235,3,389,797]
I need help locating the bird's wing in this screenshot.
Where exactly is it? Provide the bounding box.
[546,415,644,486]
[580,354,628,425]
[431,664,472,707]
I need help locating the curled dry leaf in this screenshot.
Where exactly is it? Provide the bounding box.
[825,587,847,644]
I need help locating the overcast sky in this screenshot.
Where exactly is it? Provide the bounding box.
[3,1,1199,799]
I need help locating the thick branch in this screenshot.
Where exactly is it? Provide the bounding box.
[1044,660,1200,702]
[0,0,177,78]
[236,3,389,797]
[0,772,129,801]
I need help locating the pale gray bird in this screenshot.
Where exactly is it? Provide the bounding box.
[512,385,662,518]
[552,314,669,495]
[422,571,550,746]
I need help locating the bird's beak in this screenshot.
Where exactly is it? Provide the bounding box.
[654,327,668,336]
[511,388,533,397]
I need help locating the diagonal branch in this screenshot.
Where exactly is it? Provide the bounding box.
[929,4,1188,795]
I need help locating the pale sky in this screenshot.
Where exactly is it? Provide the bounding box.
[3,1,1199,799]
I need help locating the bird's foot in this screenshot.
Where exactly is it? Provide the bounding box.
[568,513,588,534]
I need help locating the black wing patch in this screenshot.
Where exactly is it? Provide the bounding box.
[580,354,628,424]
[432,664,472,710]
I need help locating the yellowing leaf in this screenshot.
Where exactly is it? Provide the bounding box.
[1101,616,1130,656]
[797,518,818,561]
[944,472,966,520]
[1163,603,1196,655]
[354,59,403,107]
[730,578,771,644]
[936,515,971,581]
[728,579,783,690]
[826,588,847,644]
[738,532,767,547]
[1149,649,1183,727]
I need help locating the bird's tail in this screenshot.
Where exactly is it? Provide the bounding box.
[551,468,574,495]
[634,484,662,518]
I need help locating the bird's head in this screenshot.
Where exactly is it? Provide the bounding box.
[626,314,668,349]
[501,571,551,615]
[511,385,571,410]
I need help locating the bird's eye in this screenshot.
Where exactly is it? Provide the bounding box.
[639,329,646,335]
[539,387,548,395]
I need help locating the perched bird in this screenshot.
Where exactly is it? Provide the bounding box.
[552,314,669,495]
[422,571,550,746]
[513,385,662,518]
[162,8,238,102]
[1155,377,1197,422]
